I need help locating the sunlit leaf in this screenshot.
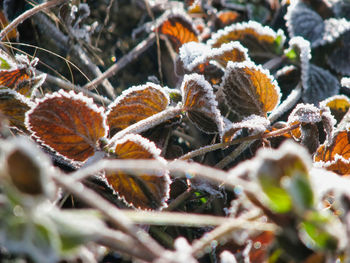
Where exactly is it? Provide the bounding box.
[215,10,240,29]
[320,95,350,123]
[181,73,224,134]
[105,134,170,210]
[0,11,17,40]
[26,90,108,162]
[106,83,169,136]
[221,61,281,118]
[314,129,350,175]
[155,10,199,52]
[0,89,32,131]
[207,21,285,58]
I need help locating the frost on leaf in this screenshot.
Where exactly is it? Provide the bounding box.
[288,103,322,125]
[221,61,281,119]
[286,1,350,47]
[327,32,350,76]
[222,115,269,143]
[314,129,350,176]
[105,134,170,210]
[207,21,285,59]
[154,10,199,52]
[303,64,340,105]
[0,89,32,131]
[181,74,224,134]
[106,83,169,136]
[25,90,108,162]
[320,95,350,123]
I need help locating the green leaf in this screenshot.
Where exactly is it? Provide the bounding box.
[284,48,298,61]
[287,172,314,213]
[300,212,338,251]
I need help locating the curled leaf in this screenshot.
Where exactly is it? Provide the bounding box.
[181,73,224,134]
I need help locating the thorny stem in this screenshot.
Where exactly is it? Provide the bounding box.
[0,0,68,40]
[108,105,183,146]
[83,33,156,90]
[52,173,165,261]
[179,123,300,161]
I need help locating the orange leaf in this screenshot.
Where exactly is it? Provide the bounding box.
[320,95,350,123]
[26,90,108,162]
[0,89,32,131]
[106,134,170,210]
[314,130,350,175]
[106,83,169,136]
[181,74,223,134]
[221,61,281,118]
[155,11,199,52]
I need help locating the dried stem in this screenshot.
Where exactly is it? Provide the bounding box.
[83,33,156,90]
[52,173,165,261]
[0,0,68,40]
[121,211,278,230]
[42,71,111,105]
[108,105,183,146]
[179,124,300,161]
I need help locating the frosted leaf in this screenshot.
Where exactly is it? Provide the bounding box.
[285,37,311,94]
[181,73,224,134]
[220,251,237,263]
[179,42,211,70]
[319,18,350,46]
[185,41,250,71]
[288,103,322,124]
[285,2,324,46]
[320,95,350,124]
[327,32,350,76]
[303,64,340,105]
[223,115,270,143]
[106,134,170,210]
[106,83,169,136]
[221,61,281,118]
[26,89,108,163]
[207,20,285,57]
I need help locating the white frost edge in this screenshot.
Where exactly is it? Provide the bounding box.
[287,103,322,124]
[287,36,311,92]
[151,8,199,36]
[320,94,350,109]
[341,77,350,88]
[179,42,212,69]
[186,41,250,71]
[314,18,350,47]
[1,136,57,201]
[207,20,285,47]
[0,88,34,107]
[106,82,170,117]
[181,73,224,136]
[223,60,282,112]
[0,50,17,69]
[25,89,108,164]
[223,114,270,136]
[109,134,171,210]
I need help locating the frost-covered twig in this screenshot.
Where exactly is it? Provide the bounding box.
[52,173,166,261]
[0,0,68,40]
[83,33,156,90]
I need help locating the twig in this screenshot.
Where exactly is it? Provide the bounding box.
[108,105,183,146]
[179,124,300,161]
[165,188,195,211]
[83,33,156,90]
[215,141,254,169]
[41,71,111,105]
[52,173,166,261]
[121,211,278,230]
[0,0,68,41]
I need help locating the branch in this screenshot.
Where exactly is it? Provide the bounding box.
[83,33,156,90]
[0,0,68,41]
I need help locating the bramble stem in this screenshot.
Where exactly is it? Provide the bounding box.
[83,33,156,90]
[179,124,300,161]
[0,0,68,40]
[108,105,183,146]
